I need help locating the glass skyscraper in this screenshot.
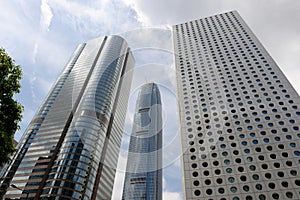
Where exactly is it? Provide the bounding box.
[0,35,134,199]
[122,83,162,200]
[173,11,300,199]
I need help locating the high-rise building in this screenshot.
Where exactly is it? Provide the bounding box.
[122,83,162,200]
[173,11,300,200]
[0,35,134,199]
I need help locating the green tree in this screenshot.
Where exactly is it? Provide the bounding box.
[0,48,23,166]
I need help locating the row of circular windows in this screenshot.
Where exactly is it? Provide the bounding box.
[193,189,296,199]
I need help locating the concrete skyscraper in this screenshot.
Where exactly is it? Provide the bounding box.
[173,11,300,199]
[122,83,162,200]
[0,35,134,199]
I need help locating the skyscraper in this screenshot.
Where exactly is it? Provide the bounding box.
[122,83,162,200]
[0,35,134,199]
[173,11,300,199]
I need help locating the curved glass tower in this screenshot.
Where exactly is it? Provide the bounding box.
[122,83,162,200]
[0,35,134,199]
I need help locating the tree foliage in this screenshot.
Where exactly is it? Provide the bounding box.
[0,48,23,166]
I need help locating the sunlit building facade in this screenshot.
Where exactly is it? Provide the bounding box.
[0,35,134,199]
[122,83,162,200]
[173,11,300,200]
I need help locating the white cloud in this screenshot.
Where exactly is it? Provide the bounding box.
[29,73,37,102]
[163,176,167,190]
[32,42,39,63]
[112,151,128,200]
[121,0,152,26]
[32,0,53,63]
[163,191,181,200]
[49,0,140,37]
[40,0,53,32]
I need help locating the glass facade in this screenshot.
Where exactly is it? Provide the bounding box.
[173,11,300,199]
[122,83,162,200]
[0,35,134,199]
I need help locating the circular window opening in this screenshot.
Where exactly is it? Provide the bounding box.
[213,161,219,166]
[268,183,275,189]
[192,172,198,177]
[238,167,244,172]
[277,171,284,177]
[249,165,256,171]
[205,179,211,185]
[258,155,264,160]
[203,171,209,177]
[256,184,262,190]
[240,176,247,181]
[218,188,225,194]
[230,186,237,193]
[281,181,288,188]
[259,194,266,200]
[265,173,272,179]
[255,147,262,152]
[206,189,213,195]
[243,185,250,192]
[193,180,199,186]
[290,170,297,176]
[261,164,268,169]
[267,146,273,151]
[272,193,279,199]
[270,154,276,159]
[194,190,201,196]
[274,162,280,168]
[252,174,259,180]
[282,152,288,157]
[228,177,235,183]
[286,192,293,199]
[216,178,223,184]
[245,195,252,200]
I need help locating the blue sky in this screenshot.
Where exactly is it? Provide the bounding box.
[1,0,300,199]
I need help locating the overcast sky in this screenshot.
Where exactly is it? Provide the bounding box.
[1,0,299,199]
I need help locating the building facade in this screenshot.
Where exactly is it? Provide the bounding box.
[0,35,134,199]
[122,83,162,200]
[173,11,300,200]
